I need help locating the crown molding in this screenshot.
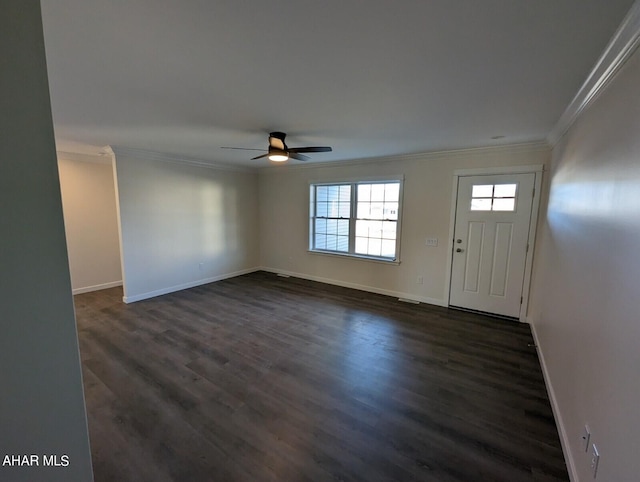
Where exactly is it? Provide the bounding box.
[56,150,112,164]
[258,141,550,172]
[109,146,253,173]
[548,1,640,146]
[61,141,548,173]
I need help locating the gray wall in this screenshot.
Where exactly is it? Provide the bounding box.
[113,151,260,302]
[58,155,122,294]
[529,38,640,482]
[0,2,93,481]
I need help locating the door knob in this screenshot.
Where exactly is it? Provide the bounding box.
[456,248,464,253]
[456,239,462,243]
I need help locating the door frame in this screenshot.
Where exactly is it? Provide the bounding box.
[444,165,544,322]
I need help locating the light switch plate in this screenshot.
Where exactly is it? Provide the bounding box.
[426,238,438,247]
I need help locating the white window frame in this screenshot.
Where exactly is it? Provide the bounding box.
[308,176,404,264]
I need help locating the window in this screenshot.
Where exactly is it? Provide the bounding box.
[470,183,517,211]
[310,180,402,261]
[313,185,351,253]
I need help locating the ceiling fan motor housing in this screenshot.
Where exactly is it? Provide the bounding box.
[268,145,288,156]
[269,132,287,150]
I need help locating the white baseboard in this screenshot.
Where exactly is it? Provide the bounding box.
[122,266,448,307]
[72,280,123,295]
[122,267,260,303]
[530,321,578,482]
[259,266,448,307]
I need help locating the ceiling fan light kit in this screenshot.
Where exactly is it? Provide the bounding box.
[268,148,289,162]
[269,156,289,162]
[222,131,332,164]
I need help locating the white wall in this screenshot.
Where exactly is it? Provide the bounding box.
[113,151,259,302]
[529,43,640,481]
[58,155,122,294]
[259,145,549,304]
[0,1,94,480]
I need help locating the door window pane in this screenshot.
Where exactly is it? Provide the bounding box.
[471,198,492,211]
[493,198,516,211]
[470,183,517,212]
[494,184,517,198]
[472,185,493,198]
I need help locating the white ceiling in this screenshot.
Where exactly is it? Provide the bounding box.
[40,0,634,167]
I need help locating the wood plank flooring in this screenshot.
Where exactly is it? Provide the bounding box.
[74,271,569,481]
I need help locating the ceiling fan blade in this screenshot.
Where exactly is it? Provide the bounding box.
[231,132,327,163]
[288,146,332,153]
[289,152,310,162]
[221,147,267,151]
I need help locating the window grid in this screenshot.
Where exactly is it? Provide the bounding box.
[470,183,517,212]
[311,181,401,261]
[313,185,351,253]
[354,183,399,258]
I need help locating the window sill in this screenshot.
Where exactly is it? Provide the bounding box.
[308,249,400,265]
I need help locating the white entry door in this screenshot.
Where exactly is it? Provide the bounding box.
[449,173,536,318]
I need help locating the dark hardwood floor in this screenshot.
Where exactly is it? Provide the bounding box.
[74,271,569,482]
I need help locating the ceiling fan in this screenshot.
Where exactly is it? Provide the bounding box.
[222,131,332,162]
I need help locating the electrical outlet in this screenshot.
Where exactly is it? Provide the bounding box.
[425,238,438,247]
[417,276,423,284]
[198,262,204,270]
[590,443,599,478]
[581,425,591,452]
